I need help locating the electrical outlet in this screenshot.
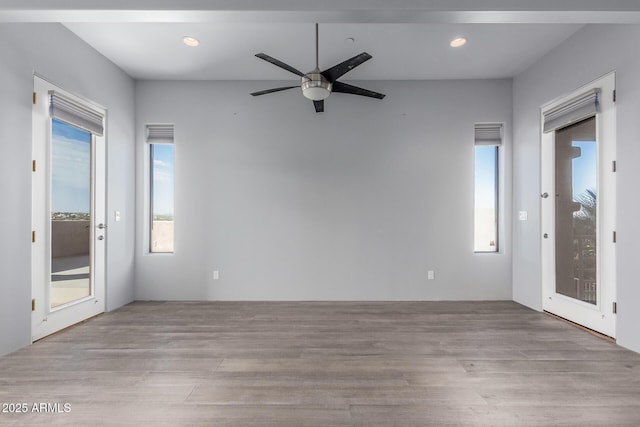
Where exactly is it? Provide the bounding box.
[427,270,435,280]
[213,270,219,280]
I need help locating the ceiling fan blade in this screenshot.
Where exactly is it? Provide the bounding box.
[332,81,385,99]
[250,86,298,96]
[321,52,372,82]
[255,53,305,77]
[313,100,324,113]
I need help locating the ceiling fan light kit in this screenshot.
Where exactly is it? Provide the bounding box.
[251,23,385,113]
[301,71,332,100]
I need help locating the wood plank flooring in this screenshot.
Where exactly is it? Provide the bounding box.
[1,301,640,426]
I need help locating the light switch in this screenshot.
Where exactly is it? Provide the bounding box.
[518,211,528,221]
[114,211,121,222]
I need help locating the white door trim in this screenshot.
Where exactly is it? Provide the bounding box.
[31,76,106,341]
[540,72,616,338]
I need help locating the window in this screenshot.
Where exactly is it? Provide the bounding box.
[474,123,502,252]
[147,124,175,253]
[51,118,92,307]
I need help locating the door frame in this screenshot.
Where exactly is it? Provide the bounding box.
[31,75,107,341]
[540,72,616,338]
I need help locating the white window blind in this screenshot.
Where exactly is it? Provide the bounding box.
[543,88,600,133]
[474,123,503,146]
[49,91,104,136]
[146,124,174,143]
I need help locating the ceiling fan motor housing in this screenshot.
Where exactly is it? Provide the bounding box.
[301,71,332,100]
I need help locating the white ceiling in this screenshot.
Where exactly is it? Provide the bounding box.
[4,0,640,81]
[63,23,583,81]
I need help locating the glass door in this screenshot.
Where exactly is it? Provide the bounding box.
[50,119,93,308]
[32,76,106,341]
[541,73,616,338]
[554,117,598,305]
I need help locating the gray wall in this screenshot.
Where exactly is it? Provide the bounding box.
[135,79,513,301]
[0,24,136,356]
[513,24,640,353]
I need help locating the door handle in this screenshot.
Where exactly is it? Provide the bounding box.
[97,235,104,240]
[541,192,549,198]
[97,223,108,229]
[543,233,549,239]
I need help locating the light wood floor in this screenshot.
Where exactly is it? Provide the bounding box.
[1,301,640,426]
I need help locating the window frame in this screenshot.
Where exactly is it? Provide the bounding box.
[473,123,503,254]
[146,124,175,254]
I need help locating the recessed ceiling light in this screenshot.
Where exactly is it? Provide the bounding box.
[450,37,467,48]
[183,36,200,47]
[345,37,355,43]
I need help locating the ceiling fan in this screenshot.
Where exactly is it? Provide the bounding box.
[251,23,385,113]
